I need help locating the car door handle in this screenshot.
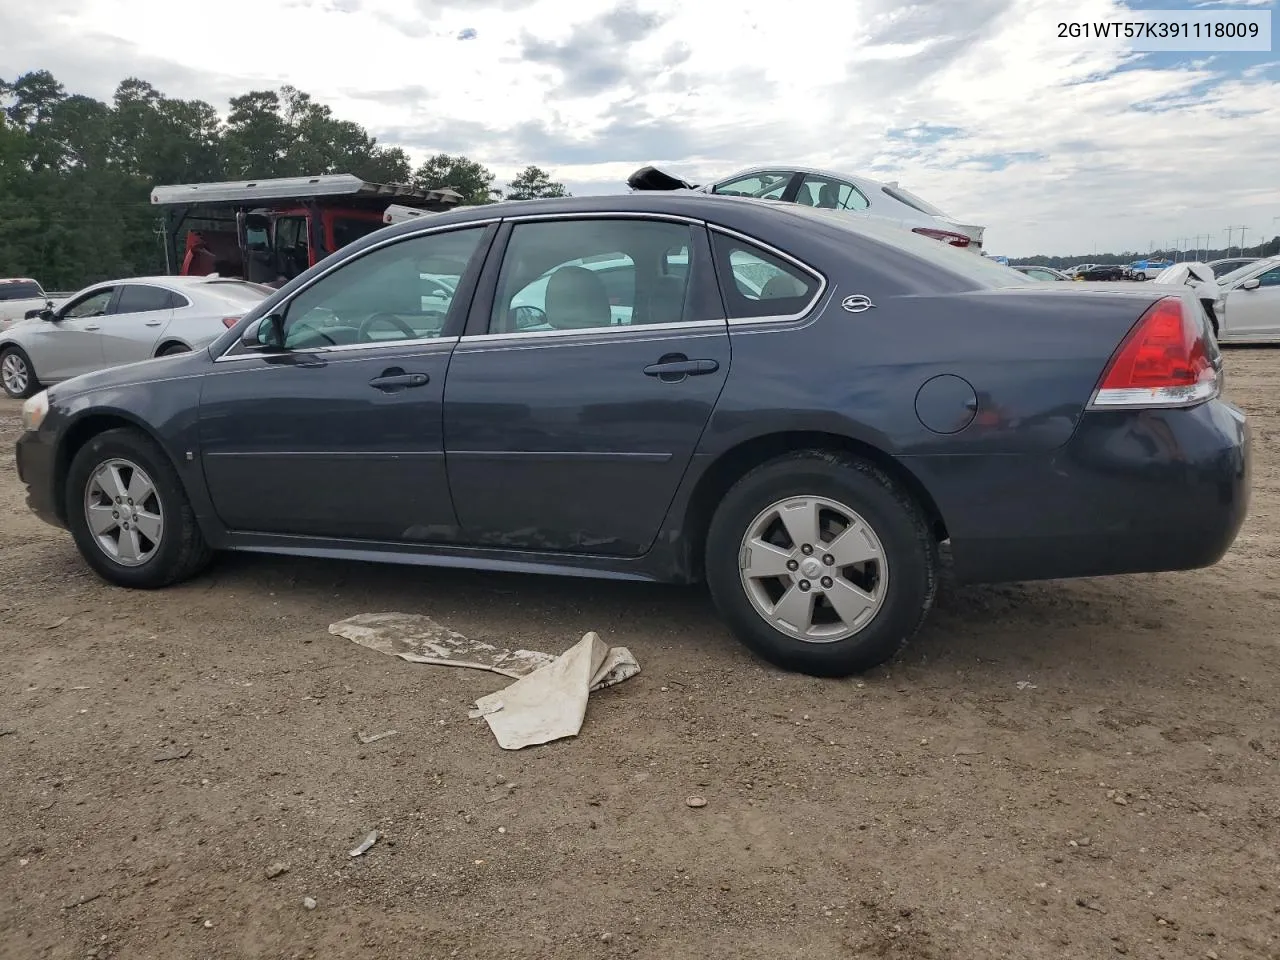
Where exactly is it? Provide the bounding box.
[83,324,100,331]
[369,371,429,391]
[144,320,163,326]
[643,357,719,379]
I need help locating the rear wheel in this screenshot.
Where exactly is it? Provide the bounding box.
[1,346,39,399]
[705,451,939,677]
[158,343,190,357]
[65,427,213,589]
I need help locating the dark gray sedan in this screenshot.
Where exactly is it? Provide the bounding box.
[14,193,1251,677]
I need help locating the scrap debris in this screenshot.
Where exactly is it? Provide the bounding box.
[329,613,556,678]
[349,830,380,857]
[355,729,398,745]
[153,747,191,762]
[329,614,640,750]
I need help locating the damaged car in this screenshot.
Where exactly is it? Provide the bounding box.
[627,164,985,253]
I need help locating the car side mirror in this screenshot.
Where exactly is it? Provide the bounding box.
[240,313,287,351]
[1240,278,1261,291]
[39,302,58,322]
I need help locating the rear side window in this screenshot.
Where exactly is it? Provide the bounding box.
[710,233,820,319]
[116,285,175,314]
[0,281,43,301]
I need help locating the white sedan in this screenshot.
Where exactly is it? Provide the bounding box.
[1212,256,1280,343]
[627,165,986,253]
[0,275,271,398]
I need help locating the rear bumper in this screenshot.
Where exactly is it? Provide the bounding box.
[15,430,63,528]
[908,399,1251,584]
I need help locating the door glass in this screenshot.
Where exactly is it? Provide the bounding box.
[1256,268,1280,287]
[115,285,175,314]
[62,289,115,319]
[274,216,309,279]
[797,175,869,210]
[489,219,695,334]
[268,227,486,350]
[711,234,819,319]
[711,171,792,200]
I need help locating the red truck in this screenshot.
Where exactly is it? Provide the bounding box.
[150,174,461,286]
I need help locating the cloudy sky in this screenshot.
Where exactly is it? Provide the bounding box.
[2,0,1278,255]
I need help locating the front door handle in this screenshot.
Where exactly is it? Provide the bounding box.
[643,355,720,382]
[83,324,100,331]
[369,370,429,391]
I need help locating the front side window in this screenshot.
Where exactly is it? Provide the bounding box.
[115,284,175,314]
[490,219,694,334]
[710,233,819,320]
[711,171,793,200]
[62,288,115,319]
[796,175,869,211]
[266,227,485,350]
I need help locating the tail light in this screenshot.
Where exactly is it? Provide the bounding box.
[912,227,972,248]
[221,316,241,329]
[1089,296,1218,409]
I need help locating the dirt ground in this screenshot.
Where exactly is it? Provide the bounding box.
[1,351,1277,960]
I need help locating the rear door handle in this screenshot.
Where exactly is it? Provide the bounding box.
[643,357,720,380]
[144,320,163,327]
[369,371,429,391]
[83,324,100,331]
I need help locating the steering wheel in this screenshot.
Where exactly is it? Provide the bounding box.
[357,312,418,341]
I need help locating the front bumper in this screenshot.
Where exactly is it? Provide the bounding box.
[910,398,1251,585]
[15,429,63,529]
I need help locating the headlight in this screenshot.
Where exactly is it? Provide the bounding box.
[21,390,48,432]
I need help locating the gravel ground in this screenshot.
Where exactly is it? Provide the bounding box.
[1,351,1277,960]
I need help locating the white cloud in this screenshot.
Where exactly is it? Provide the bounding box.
[1,0,1278,254]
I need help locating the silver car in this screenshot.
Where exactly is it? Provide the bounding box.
[1212,256,1280,343]
[0,276,270,398]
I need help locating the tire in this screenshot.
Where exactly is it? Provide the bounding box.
[1,345,40,399]
[65,427,213,589]
[705,450,939,677]
[158,343,190,357]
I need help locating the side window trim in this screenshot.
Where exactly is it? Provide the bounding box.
[215,220,501,362]
[460,214,728,342]
[708,225,828,326]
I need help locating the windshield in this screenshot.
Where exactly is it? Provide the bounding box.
[1217,258,1277,287]
[0,281,44,301]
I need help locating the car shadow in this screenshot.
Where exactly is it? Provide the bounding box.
[195,550,1189,681]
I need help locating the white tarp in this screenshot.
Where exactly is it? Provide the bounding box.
[329,614,640,749]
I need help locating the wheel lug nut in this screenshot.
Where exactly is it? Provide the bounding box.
[112,511,119,519]
[786,559,799,572]
[800,544,813,555]
[127,498,133,506]
[821,576,833,589]
[822,554,835,566]
[798,580,810,591]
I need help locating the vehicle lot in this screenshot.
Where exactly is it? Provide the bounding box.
[1,352,1277,960]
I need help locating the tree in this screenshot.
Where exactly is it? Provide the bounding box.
[505,165,569,200]
[413,153,499,205]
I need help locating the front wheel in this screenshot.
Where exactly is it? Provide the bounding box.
[705,451,939,677]
[65,427,213,588]
[1,346,40,399]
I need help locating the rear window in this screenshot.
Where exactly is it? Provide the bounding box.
[203,280,274,303]
[0,281,44,301]
[880,184,950,218]
[786,206,1028,289]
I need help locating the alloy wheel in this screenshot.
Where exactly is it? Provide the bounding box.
[738,495,888,642]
